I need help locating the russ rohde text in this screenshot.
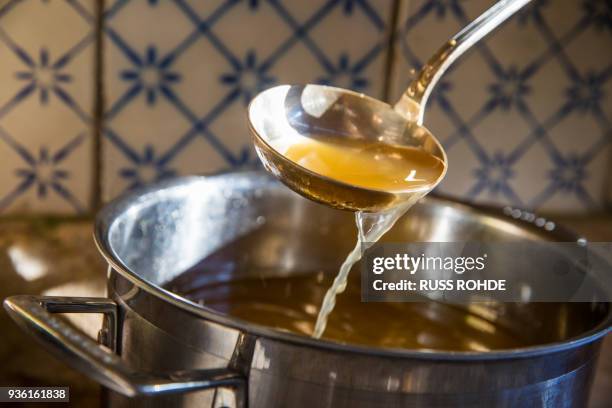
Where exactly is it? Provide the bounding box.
[372,279,506,291]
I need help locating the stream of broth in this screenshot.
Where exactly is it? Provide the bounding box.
[284,138,445,338]
[311,200,422,338]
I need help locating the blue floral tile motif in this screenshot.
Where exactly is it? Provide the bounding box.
[14,48,73,105]
[118,145,177,190]
[0,0,95,214]
[220,50,276,106]
[119,46,182,106]
[391,0,612,212]
[472,152,517,202]
[544,153,592,206]
[566,70,606,113]
[487,66,531,111]
[10,135,86,210]
[102,0,393,199]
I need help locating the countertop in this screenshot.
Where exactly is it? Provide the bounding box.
[0,217,610,407]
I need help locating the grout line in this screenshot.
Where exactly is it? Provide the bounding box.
[91,0,105,212]
[382,0,402,103]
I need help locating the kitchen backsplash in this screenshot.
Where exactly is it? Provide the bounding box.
[0,0,96,213]
[101,0,394,199]
[0,0,610,215]
[391,0,612,212]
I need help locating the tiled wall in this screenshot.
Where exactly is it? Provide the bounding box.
[0,0,97,214]
[390,0,612,212]
[0,0,610,215]
[101,0,394,199]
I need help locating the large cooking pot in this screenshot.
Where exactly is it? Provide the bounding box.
[4,171,611,407]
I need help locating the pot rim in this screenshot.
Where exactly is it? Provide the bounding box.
[94,171,612,361]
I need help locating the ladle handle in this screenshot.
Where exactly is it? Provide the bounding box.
[3,295,245,404]
[394,0,533,124]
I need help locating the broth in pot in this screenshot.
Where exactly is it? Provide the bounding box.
[163,225,590,352]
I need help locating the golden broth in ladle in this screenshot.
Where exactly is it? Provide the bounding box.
[284,138,445,193]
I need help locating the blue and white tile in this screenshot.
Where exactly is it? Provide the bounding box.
[101,0,394,200]
[390,0,612,213]
[0,0,96,214]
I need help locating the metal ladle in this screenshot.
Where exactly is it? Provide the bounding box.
[248,0,532,212]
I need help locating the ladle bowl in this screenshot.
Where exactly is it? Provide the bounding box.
[248,84,446,212]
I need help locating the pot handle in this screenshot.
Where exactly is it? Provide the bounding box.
[3,295,246,401]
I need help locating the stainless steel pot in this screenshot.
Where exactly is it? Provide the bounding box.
[4,171,611,408]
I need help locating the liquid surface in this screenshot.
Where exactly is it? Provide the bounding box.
[165,270,555,351]
[284,138,445,193]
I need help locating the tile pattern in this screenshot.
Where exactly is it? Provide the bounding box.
[101,0,394,199]
[0,0,96,214]
[0,0,610,214]
[390,0,612,212]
